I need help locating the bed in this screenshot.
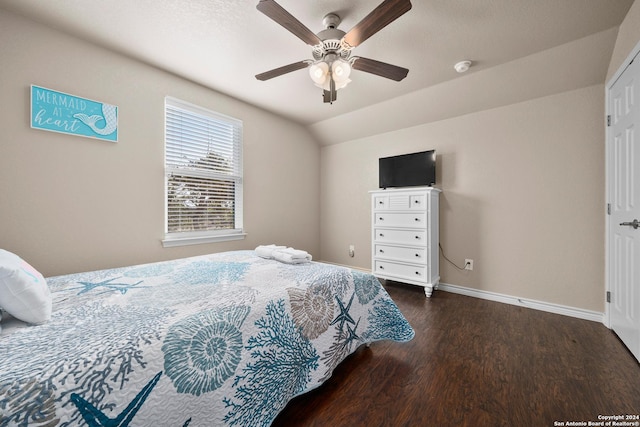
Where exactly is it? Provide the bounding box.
[0,250,414,426]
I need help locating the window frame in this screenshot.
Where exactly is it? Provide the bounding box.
[162,97,245,248]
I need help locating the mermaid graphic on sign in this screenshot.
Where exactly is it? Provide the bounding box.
[74,103,118,136]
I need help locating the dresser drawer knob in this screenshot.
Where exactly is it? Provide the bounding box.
[379,265,384,270]
[379,233,384,237]
[415,253,420,257]
[379,217,384,221]
[414,218,420,222]
[415,235,420,239]
[415,271,420,275]
[379,249,384,253]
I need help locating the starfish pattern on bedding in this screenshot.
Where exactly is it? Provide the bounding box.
[330,292,356,333]
[70,371,162,427]
[345,318,361,345]
[71,277,147,295]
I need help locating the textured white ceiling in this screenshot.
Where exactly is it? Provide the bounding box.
[0,0,634,128]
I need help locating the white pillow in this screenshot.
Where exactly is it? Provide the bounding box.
[0,249,52,324]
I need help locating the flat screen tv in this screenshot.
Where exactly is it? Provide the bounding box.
[379,150,436,189]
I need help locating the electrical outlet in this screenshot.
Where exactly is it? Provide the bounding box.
[349,245,355,258]
[465,259,474,270]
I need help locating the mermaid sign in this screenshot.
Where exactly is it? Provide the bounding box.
[30,85,118,142]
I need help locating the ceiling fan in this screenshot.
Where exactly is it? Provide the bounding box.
[255,0,412,104]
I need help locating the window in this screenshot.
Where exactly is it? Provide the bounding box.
[163,97,244,247]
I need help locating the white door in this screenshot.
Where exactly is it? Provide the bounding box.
[608,53,640,363]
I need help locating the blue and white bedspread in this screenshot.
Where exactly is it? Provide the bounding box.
[0,250,414,426]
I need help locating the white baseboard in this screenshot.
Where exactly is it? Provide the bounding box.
[316,260,370,273]
[437,282,605,324]
[316,263,605,324]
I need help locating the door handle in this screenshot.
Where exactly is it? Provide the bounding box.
[620,219,640,229]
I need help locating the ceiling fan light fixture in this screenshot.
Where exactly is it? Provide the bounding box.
[309,61,329,86]
[332,60,351,82]
[334,78,351,90]
[310,59,352,90]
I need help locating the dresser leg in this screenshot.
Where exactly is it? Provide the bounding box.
[424,286,433,298]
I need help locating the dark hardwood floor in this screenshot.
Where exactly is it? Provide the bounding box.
[272,282,640,426]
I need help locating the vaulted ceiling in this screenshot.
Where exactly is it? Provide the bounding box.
[0,0,634,144]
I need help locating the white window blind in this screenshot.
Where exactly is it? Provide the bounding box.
[163,97,244,246]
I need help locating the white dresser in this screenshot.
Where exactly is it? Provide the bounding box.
[370,187,441,297]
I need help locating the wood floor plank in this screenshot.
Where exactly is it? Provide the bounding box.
[272,282,640,426]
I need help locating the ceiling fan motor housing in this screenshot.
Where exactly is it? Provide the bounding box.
[322,13,341,29]
[313,27,351,61]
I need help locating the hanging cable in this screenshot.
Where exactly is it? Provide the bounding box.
[439,243,469,271]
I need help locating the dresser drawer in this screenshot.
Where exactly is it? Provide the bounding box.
[374,260,427,281]
[375,244,425,263]
[374,194,427,210]
[408,195,426,210]
[373,195,389,209]
[374,212,427,228]
[374,228,427,245]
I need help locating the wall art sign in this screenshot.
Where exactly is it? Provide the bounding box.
[30,85,118,142]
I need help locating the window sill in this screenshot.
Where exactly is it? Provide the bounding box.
[162,232,247,248]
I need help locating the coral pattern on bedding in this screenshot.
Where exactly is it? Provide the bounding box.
[0,251,414,427]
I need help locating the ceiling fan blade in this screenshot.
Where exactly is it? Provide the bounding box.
[256,0,322,46]
[352,57,409,81]
[255,60,310,81]
[342,0,412,49]
[323,77,337,104]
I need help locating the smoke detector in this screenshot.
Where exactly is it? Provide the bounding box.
[454,60,472,73]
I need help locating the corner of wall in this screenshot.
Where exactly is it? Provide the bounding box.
[607,0,640,82]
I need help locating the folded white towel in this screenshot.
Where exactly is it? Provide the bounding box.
[255,244,286,259]
[272,247,312,264]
